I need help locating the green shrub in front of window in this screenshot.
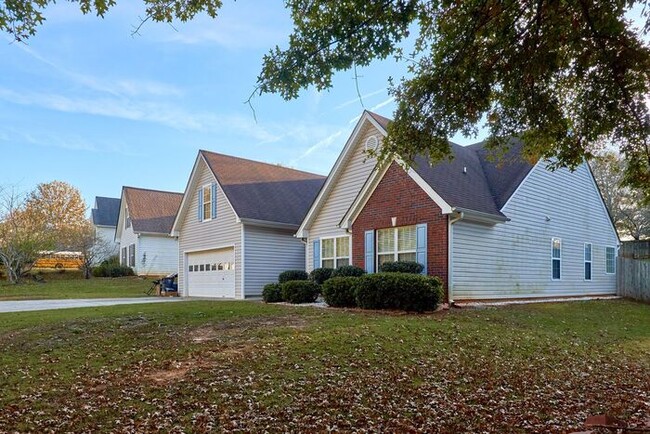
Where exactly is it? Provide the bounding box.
[331,265,366,278]
[280,280,320,304]
[322,276,359,308]
[262,283,283,303]
[278,269,309,283]
[310,267,335,285]
[378,261,424,274]
[355,273,442,312]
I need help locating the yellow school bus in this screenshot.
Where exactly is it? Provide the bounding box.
[34,251,84,269]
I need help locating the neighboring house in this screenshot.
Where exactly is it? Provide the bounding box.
[115,187,183,276]
[297,110,619,302]
[90,196,120,260]
[171,150,325,299]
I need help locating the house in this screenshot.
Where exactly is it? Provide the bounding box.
[171,150,325,298]
[90,196,120,259]
[115,187,183,276]
[297,111,619,302]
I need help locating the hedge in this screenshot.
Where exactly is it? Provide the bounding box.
[262,283,283,303]
[378,261,424,274]
[355,273,442,312]
[280,280,320,304]
[331,265,366,278]
[278,270,309,284]
[322,276,358,308]
[92,264,135,278]
[310,267,334,285]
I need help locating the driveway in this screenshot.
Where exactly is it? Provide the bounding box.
[0,297,183,313]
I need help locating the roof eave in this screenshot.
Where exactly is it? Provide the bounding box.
[453,207,509,224]
[239,218,300,231]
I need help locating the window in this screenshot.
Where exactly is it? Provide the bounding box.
[321,236,350,268]
[202,185,212,221]
[584,243,592,281]
[128,244,135,267]
[606,246,616,274]
[551,238,561,280]
[377,225,417,266]
[121,247,127,266]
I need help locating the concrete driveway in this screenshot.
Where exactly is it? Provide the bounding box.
[0,297,183,313]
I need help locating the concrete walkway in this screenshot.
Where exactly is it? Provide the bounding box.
[0,297,183,313]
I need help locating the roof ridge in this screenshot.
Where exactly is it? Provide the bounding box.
[199,149,325,178]
[123,186,183,196]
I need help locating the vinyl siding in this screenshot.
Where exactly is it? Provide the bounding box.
[94,225,119,260]
[117,222,138,269]
[137,235,179,275]
[177,159,243,298]
[306,123,379,271]
[243,225,305,297]
[452,161,618,299]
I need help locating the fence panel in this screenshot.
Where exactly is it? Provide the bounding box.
[617,257,650,302]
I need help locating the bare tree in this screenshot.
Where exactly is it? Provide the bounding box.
[71,220,114,279]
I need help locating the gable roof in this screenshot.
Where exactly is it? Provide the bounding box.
[122,187,183,234]
[199,151,326,226]
[91,196,120,227]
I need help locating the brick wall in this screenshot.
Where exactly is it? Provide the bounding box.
[351,162,449,298]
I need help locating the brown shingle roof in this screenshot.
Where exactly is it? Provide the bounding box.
[123,187,183,234]
[200,151,326,226]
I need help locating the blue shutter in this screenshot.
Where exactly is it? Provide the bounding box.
[197,188,203,222]
[211,183,217,219]
[416,223,427,275]
[364,230,375,273]
[313,240,320,269]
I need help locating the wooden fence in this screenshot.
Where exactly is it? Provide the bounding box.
[619,240,650,259]
[617,257,650,302]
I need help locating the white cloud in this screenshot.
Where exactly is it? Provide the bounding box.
[289,130,345,166]
[335,88,387,110]
[370,96,395,111]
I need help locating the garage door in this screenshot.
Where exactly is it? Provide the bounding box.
[187,248,236,298]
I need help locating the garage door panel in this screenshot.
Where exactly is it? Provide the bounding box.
[187,248,235,298]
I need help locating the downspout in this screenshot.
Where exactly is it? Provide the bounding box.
[447,211,464,305]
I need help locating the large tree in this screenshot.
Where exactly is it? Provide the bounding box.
[3,0,649,199]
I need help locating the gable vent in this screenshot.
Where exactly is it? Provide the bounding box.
[365,135,379,152]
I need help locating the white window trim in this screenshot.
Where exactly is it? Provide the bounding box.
[201,184,213,222]
[376,226,417,269]
[584,242,592,281]
[551,237,562,281]
[605,246,616,274]
[320,235,351,268]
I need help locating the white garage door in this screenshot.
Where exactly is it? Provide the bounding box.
[187,248,236,298]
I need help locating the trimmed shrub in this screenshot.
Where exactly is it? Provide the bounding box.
[92,264,135,278]
[278,270,309,284]
[331,265,366,278]
[281,280,320,304]
[262,283,283,303]
[322,276,359,308]
[355,273,442,312]
[310,267,335,285]
[378,261,424,274]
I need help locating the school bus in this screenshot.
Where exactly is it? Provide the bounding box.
[34,251,84,269]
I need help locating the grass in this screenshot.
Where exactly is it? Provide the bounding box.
[0,270,151,300]
[0,299,648,433]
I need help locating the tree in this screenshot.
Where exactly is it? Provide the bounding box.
[592,152,650,240]
[3,1,650,199]
[69,220,114,279]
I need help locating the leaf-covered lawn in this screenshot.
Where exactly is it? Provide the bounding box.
[0,300,648,432]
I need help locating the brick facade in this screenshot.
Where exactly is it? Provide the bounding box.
[351,162,449,298]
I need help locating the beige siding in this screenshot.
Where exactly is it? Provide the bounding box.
[452,161,618,300]
[244,225,306,297]
[178,159,243,298]
[306,123,380,271]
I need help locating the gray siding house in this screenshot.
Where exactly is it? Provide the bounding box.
[171,150,325,299]
[90,196,120,259]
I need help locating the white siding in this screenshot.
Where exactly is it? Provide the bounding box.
[452,161,618,300]
[244,225,305,297]
[306,123,379,271]
[118,221,138,268]
[94,225,119,261]
[137,235,179,275]
[177,159,243,298]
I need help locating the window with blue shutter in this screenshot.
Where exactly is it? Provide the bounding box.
[364,230,375,273]
[197,188,203,221]
[211,183,217,219]
[313,240,320,270]
[416,223,427,275]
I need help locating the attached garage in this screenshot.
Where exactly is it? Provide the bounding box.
[186,248,236,298]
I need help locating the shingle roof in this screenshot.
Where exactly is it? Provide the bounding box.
[91,197,120,227]
[368,112,534,217]
[123,187,183,234]
[200,151,326,226]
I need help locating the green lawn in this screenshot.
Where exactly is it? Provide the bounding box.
[0,271,151,300]
[0,299,648,432]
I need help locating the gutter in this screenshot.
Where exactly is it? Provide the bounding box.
[238,218,300,231]
[447,211,464,305]
[452,207,509,224]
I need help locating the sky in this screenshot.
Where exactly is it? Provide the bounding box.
[0,1,434,210]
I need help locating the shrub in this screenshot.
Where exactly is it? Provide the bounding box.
[280,280,320,304]
[310,267,334,285]
[322,276,359,308]
[355,273,442,312]
[92,264,135,278]
[262,283,283,303]
[378,261,424,274]
[278,270,309,284]
[331,265,366,278]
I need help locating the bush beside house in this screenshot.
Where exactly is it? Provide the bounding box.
[92,256,135,278]
[278,270,309,283]
[280,280,320,304]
